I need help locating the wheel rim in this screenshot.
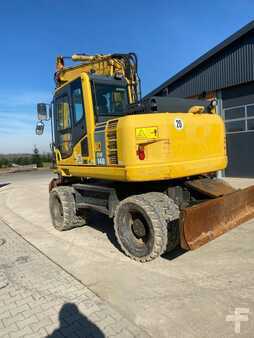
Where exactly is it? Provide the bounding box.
[129,212,149,244]
[118,204,154,257]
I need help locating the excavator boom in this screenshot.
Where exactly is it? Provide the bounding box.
[55,53,140,103]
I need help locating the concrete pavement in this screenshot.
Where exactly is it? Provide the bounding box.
[0,170,254,337]
[0,219,147,338]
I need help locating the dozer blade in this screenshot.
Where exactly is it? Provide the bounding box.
[180,185,254,250]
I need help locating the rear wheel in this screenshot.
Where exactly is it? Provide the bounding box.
[49,186,86,231]
[146,193,180,253]
[114,193,168,262]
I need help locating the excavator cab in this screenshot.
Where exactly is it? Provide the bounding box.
[50,73,130,161]
[91,75,129,121]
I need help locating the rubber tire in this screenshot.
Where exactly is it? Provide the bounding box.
[145,193,180,253]
[114,193,168,262]
[49,186,86,231]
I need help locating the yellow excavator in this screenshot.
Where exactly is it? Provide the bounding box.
[36,52,254,262]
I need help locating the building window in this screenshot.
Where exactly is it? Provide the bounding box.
[224,104,254,134]
[247,104,254,117]
[247,118,254,131]
[224,106,245,120]
[225,120,245,133]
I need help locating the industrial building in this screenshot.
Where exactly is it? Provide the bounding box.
[148,21,254,178]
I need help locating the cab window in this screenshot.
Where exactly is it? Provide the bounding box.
[71,80,84,124]
[56,96,71,130]
[92,82,128,122]
[55,95,72,156]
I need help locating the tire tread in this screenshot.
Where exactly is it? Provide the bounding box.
[114,193,170,262]
[49,186,86,231]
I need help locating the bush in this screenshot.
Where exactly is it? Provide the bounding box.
[0,149,52,168]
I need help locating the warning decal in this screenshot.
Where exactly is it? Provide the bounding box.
[135,127,159,139]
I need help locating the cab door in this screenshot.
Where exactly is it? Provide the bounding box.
[54,78,87,159]
[54,86,72,159]
[70,78,87,154]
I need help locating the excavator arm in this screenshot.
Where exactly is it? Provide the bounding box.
[55,53,140,104]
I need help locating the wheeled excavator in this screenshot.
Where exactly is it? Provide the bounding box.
[36,52,254,262]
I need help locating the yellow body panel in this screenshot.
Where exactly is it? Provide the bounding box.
[117,112,226,181]
[56,92,227,182]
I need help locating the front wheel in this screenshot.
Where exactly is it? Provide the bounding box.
[49,186,86,231]
[114,194,168,262]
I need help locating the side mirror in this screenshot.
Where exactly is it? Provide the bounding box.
[37,103,48,121]
[35,121,45,135]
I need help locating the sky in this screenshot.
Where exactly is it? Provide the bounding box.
[0,0,253,153]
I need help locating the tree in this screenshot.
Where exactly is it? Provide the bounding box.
[32,145,43,167]
[0,157,10,168]
[41,152,52,163]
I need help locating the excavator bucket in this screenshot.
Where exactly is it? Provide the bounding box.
[180,185,254,250]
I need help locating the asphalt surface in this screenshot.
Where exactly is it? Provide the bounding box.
[0,170,254,337]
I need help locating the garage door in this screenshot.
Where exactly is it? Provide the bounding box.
[224,103,254,177]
